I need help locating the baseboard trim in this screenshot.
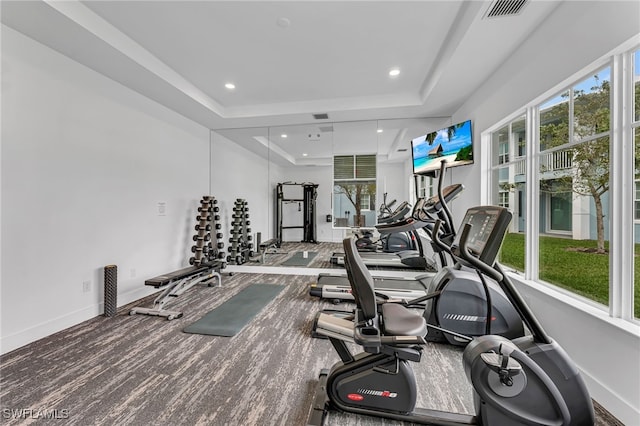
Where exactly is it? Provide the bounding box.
[0,286,154,356]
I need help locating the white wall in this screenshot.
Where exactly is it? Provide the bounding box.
[1,26,211,354]
[449,2,640,423]
[378,161,409,212]
[210,131,271,249]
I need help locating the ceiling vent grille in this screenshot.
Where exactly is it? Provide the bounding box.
[485,0,528,18]
[313,113,329,120]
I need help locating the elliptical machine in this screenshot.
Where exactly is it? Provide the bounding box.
[355,195,415,253]
[309,206,594,426]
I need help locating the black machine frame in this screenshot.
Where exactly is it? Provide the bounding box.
[309,207,594,425]
[275,182,318,245]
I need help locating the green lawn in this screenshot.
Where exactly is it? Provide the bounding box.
[499,233,640,319]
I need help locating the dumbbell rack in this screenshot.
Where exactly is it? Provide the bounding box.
[227,198,253,265]
[189,196,226,266]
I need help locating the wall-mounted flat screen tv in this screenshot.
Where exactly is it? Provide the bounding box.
[411,119,473,175]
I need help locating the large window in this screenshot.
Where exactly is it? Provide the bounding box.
[488,47,639,322]
[333,154,376,228]
[490,116,526,272]
[414,174,435,201]
[537,69,611,307]
[635,180,640,221]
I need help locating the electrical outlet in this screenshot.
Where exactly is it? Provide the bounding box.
[82,280,91,293]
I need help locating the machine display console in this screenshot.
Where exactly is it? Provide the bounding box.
[453,206,512,266]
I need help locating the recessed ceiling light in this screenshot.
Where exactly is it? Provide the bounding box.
[302,153,308,157]
[281,134,287,138]
[225,83,236,90]
[276,17,291,28]
[377,129,383,133]
[389,68,400,77]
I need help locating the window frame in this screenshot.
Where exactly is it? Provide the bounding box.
[332,154,377,229]
[483,44,639,323]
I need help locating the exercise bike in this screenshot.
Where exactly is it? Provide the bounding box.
[309,206,594,425]
[312,203,524,346]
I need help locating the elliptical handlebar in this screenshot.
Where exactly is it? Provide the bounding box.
[430,219,454,256]
[457,223,503,283]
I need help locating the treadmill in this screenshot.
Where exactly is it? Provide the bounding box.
[312,183,464,302]
[329,182,463,271]
[330,206,431,270]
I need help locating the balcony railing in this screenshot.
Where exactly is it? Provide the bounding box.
[541,149,573,172]
[508,149,573,177]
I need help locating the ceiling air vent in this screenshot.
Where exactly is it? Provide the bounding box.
[485,0,528,18]
[313,113,329,120]
[318,125,334,133]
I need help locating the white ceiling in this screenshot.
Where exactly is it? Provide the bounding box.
[1,0,562,164]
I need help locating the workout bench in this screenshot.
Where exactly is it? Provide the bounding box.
[129,261,223,320]
[258,238,287,264]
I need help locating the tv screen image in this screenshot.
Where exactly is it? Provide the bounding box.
[411,119,473,175]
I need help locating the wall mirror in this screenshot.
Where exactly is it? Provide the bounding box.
[212,117,449,267]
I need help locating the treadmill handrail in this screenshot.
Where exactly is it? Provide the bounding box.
[375,217,430,234]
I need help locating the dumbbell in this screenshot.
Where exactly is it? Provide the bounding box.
[191,246,204,253]
[197,206,212,212]
[196,215,211,222]
[193,234,211,241]
[195,224,212,232]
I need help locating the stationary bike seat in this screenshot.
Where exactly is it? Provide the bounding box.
[381,303,427,337]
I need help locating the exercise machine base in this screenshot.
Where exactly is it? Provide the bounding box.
[130,262,223,320]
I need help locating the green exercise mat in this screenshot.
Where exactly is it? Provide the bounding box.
[183,283,283,337]
[281,251,317,266]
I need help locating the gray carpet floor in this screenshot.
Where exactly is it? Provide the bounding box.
[0,272,472,425]
[0,251,622,425]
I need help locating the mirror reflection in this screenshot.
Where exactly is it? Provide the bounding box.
[213,117,449,267]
